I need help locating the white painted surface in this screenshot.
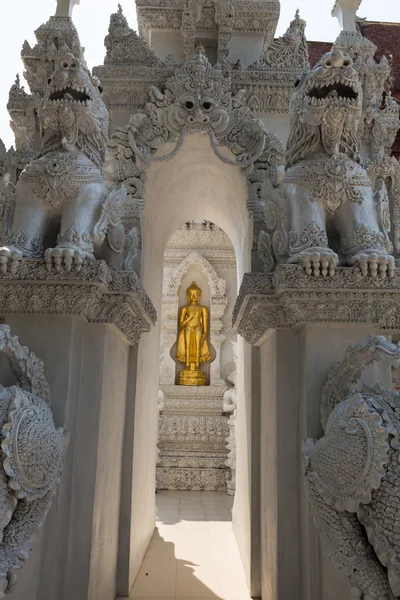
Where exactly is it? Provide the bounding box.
[124,491,251,600]
[150,30,184,62]
[229,33,264,67]
[3,315,129,600]
[129,132,254,595]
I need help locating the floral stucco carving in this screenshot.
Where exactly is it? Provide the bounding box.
[157,383,230,491]
[249,9,309,73]
[165,251,226,298]
[304,336,400,599]
[0,325,65,598]
[233,265,400,346]
[0,260,156,346]
[104,5,161,67]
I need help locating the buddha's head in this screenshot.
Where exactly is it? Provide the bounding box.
[186,281,201,304]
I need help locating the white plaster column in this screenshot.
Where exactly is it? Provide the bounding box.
[0,315,130,600]
[258,322,392,600]
[55,0,80,17]
[332,0,362,32]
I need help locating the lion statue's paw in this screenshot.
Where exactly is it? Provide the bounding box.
[351,591,391,600]
[351,587,392,600]
[288,250,339,277]
[44,247,95,273]
[0,247,23,274]
[346,253,395,279]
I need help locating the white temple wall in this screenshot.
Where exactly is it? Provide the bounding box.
[149,30,184,62]
[258,323,392,600]
[1,315,130,600]
[260,113,291,146]
[229,33,264,67]
[127,132,257,593]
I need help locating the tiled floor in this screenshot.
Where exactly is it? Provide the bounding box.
[128,490,252,600]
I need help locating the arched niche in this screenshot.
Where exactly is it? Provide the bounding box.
[161,250,228,386]
[124,132,253,594]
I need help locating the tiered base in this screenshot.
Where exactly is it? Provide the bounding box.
[156,385,231,491]
[178,368,206,386]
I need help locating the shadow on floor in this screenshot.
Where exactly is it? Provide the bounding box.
[130,528,224,599]
[126,491,250,600]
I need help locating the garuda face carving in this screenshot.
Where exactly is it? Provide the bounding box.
[148,47,232,137]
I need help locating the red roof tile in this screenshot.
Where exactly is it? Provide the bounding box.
[359,21,400,92]
[307,41,332,68]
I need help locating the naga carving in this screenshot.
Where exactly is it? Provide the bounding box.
[274,49,394,278]
[0,53,127,273]
[304,336,400,600]
[0,325,64,597]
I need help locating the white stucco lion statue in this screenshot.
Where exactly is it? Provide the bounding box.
[304,336,400,600]
[0,325,64,597]
[0,53,126,272]
[271,49,394,278]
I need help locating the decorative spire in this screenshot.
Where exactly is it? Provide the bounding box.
[332,0,362,32]
[104,5,161,66]
[249,9,308,72]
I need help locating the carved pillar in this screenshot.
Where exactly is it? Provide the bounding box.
[0,262,155,600]
[234,266,397,600]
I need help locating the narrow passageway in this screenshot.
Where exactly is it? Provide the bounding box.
[129,491,251,600]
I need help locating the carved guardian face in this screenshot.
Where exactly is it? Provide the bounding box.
[150,51,232,136]
[166,88,231,134]
[287,50,363,168]
[40,53,109,168]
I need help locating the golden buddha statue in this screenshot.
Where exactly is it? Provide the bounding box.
[176,281,211,386]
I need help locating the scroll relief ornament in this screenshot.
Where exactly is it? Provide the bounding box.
[261,49,395,279]
[0,325,65,597]
[0,53,131,274]
[304,336,400,600]
[106,45,286,216]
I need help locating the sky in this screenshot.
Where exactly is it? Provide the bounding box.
[0,0,399,148]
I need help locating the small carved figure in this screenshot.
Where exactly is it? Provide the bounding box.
[304,336,400,599]
[0,53,126,273]
[176,281,211,386]
[279,49,394,278]
[0,325,64,597]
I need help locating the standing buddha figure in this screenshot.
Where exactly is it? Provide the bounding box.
[176,281,211,385]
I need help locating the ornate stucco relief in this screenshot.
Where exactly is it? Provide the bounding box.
[233,265,400,346]
[259,49,395,278]
[0,260,156,346]
[305,336,400,599]
[0,325,65,598]
[157,384,230,491]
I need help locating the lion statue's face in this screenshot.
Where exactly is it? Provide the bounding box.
[286,49,363,169]
[40,53,109,168]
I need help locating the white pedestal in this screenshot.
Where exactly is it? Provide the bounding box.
[157,384,231,490]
